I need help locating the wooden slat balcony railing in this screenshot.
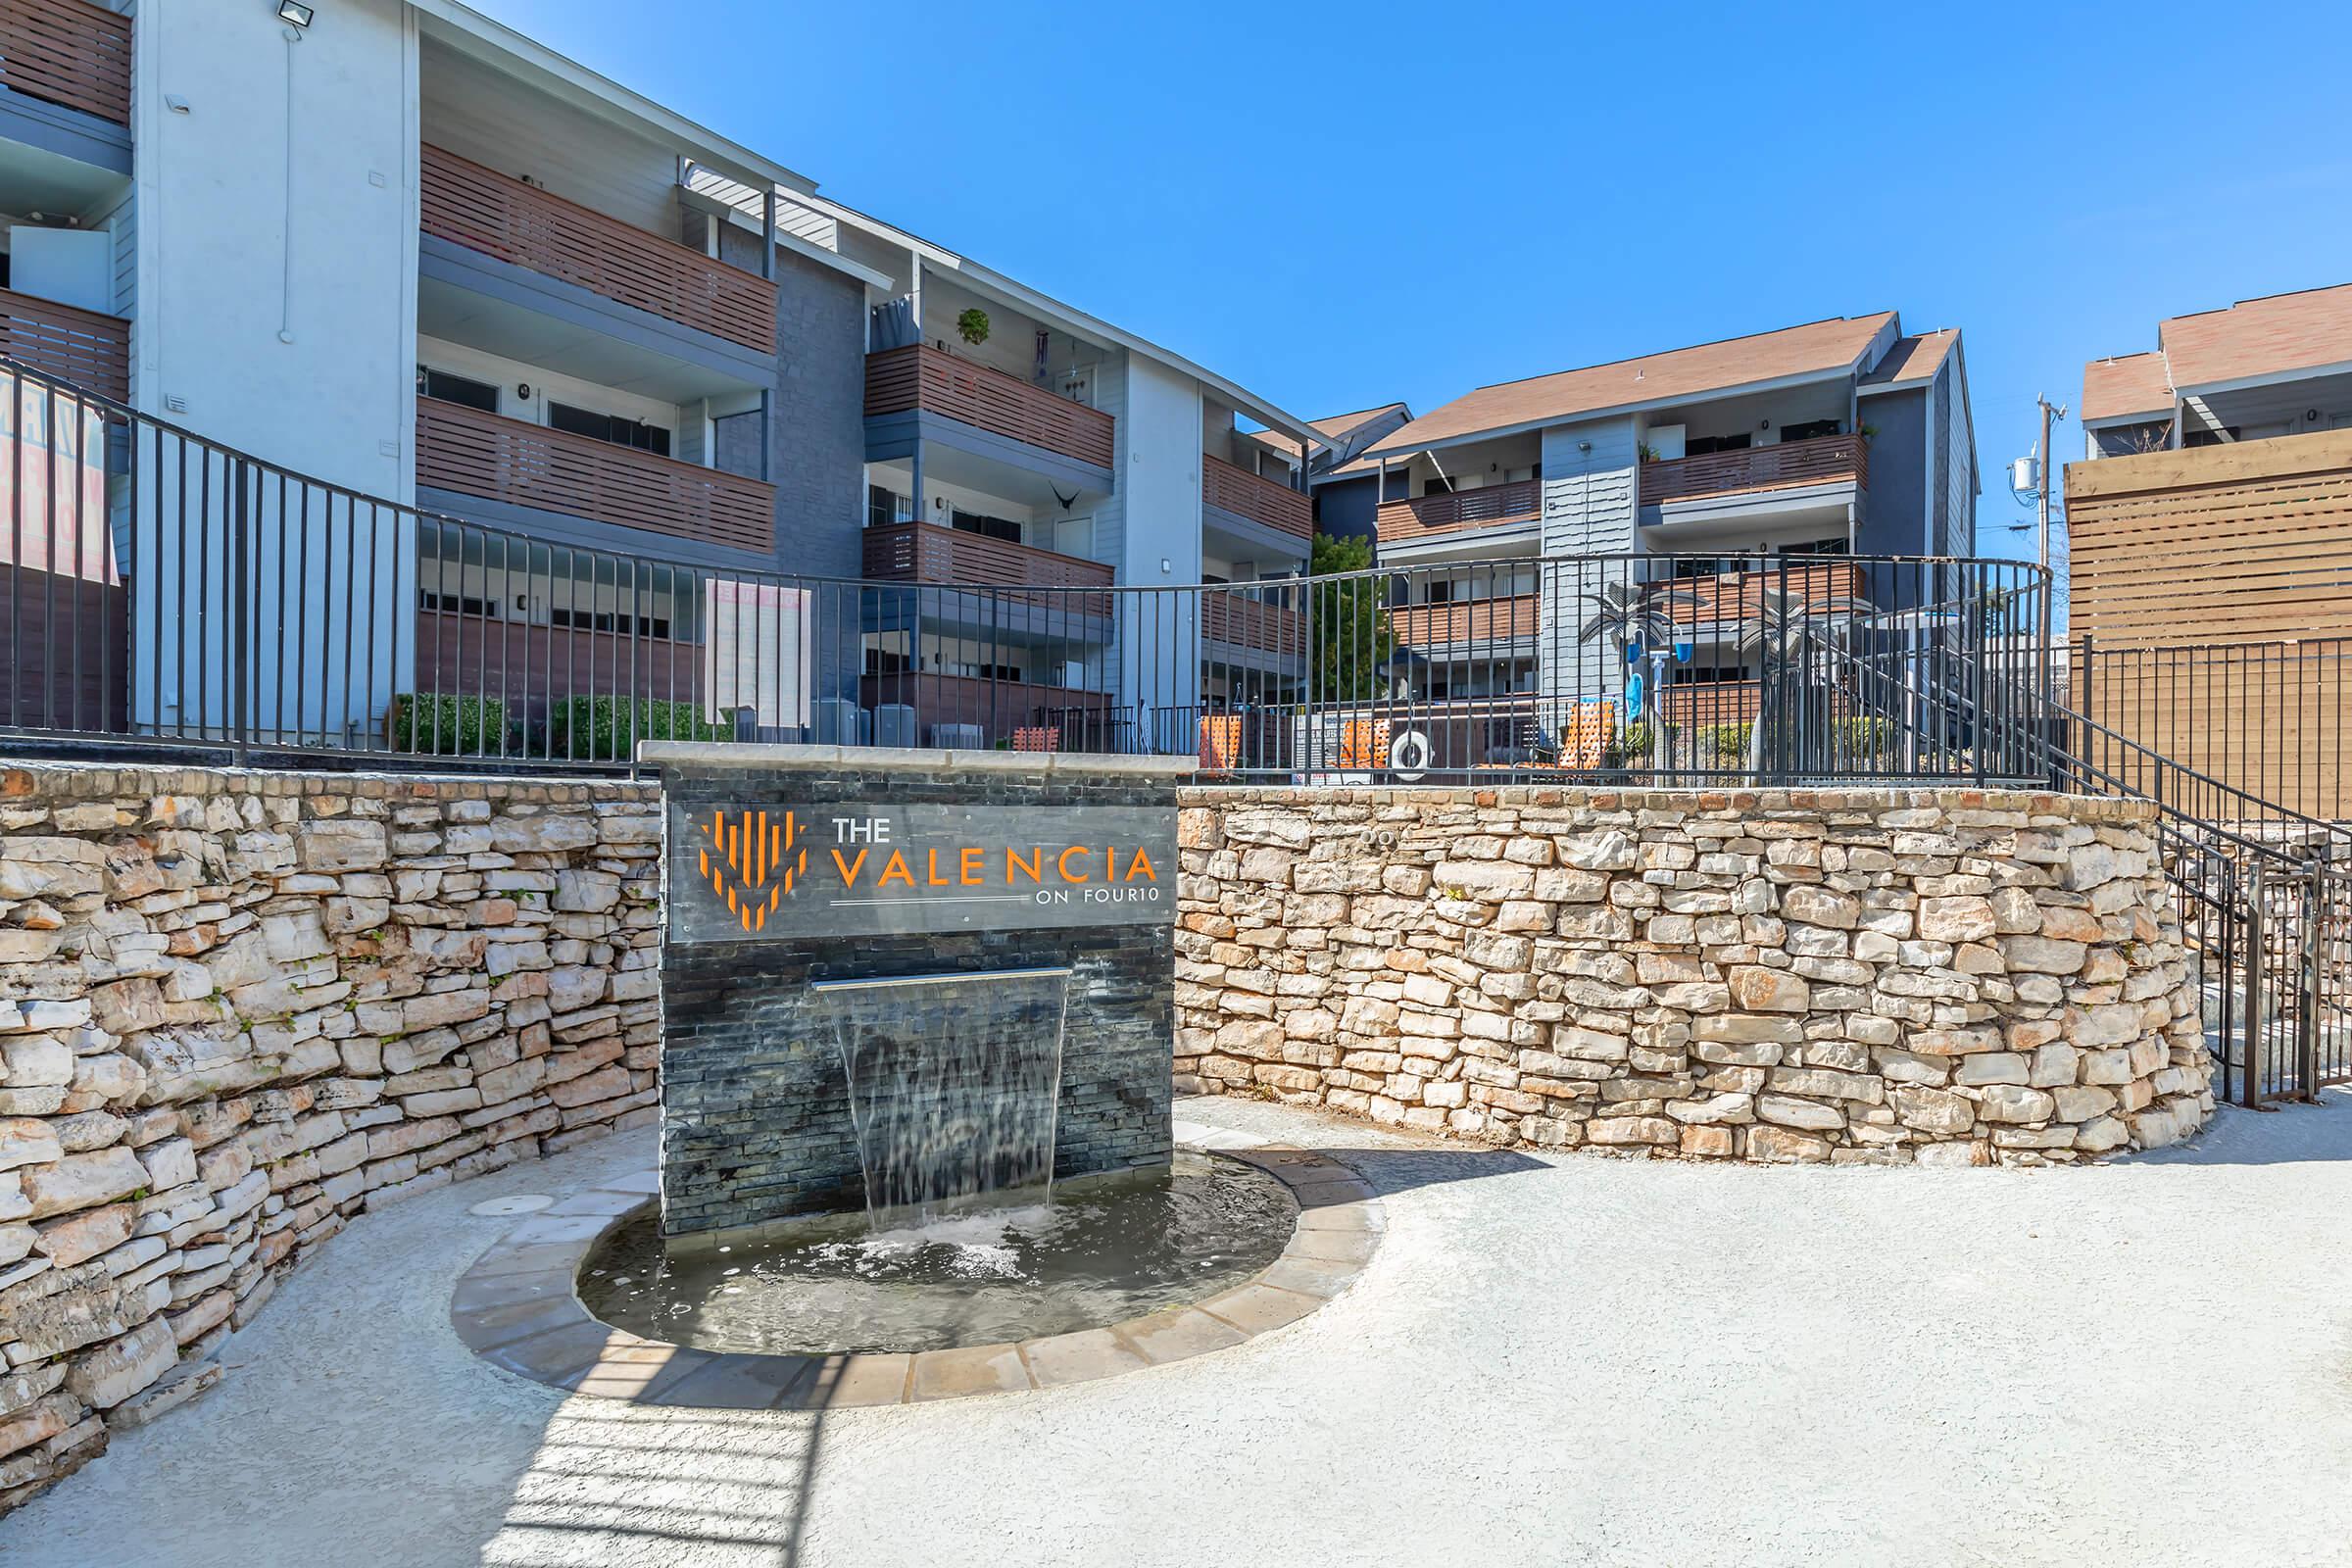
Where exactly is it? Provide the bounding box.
[1201,453,1310,539]
[864,344,1116,470]
[1392,593,1542,650]
[861,520,1112,612]
[1376,477,1543,544]
[420,144,777,354]
[0,0,130,126]
[0,288,128,403]
[1202,591,1303,657]
[1642,432,1868,508]
[1656,563,1867,625]
[416,397,774,554]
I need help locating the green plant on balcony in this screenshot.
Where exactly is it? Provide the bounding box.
[547,697,726,761]
[956,308,991,348]
[387,693,508,756]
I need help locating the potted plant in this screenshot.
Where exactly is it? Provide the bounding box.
[956,308,991,348]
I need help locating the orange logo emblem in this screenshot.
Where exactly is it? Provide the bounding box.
[696,808,808,933]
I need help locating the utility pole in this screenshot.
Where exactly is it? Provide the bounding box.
[2034,393,2067,573]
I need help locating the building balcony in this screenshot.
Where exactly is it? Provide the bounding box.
[1376,477,1543,546]
[863,344,1116,472]
[1391,593,1541,653]
[1201,453,1310,542]
[1203,590,1304,658]
[416,396,774,555]
[419,143,777,355]
[0,0,129,127]
[0,287,127,402]
[1641,432,1868,509]
[1660,562,1866,627]
[861,519,1112,609]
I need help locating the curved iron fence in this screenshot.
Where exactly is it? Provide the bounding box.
[0,359,2053,783]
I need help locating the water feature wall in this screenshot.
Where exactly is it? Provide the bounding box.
[819,967,1071,1216]
[650,745,1185,1236]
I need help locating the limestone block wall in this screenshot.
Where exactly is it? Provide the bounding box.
[0,763,660,1513]
[1173,787,2212,1166]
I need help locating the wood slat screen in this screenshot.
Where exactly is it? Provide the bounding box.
[0,0,129,126]
[420,144,776,354]
[1376,477,1542,544]
[1201,592,1303,656]
[0,288,128,403]
[1666,563,1865,625]
[2063,429,2352,646]
[1201,453,1310,538]
[863,345,1115,469]
[1640,432,1868,507]
[860,520,1111,615]
[416,397,774,554]
[1391,593,1541,649]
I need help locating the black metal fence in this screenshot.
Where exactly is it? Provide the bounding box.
[0,360,2054,786]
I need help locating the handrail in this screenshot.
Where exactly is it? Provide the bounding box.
[420,143,777,353]
[863,344,1115,469]
[1201,453,1310,538]
[1642,432,1868,506]
[0,0,130,126]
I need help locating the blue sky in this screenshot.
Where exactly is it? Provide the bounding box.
[476,0,2352,562]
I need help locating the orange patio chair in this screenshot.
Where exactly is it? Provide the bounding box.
[1199,713,1244,775]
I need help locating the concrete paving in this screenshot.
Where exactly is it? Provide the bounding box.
[11,1093,2352,1568]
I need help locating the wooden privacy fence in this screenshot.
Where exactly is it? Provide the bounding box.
[2063,428,2352,647]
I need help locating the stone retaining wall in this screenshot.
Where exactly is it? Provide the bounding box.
[1173,787,2213,1166]
[0,763,659,1512]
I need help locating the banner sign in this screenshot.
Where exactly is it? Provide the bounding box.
[667,801,1177,943]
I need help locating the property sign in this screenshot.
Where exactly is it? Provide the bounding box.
[667,801,1177,943]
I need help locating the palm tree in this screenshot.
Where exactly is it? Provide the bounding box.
[1577,578,1693,763]
[1734,576,1869,778]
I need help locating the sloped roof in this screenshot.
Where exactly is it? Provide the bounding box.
[2080,352,2174,423]
[1249,403,1410,460]
[1363,313,1898,457]
[2160,281,2352,390]
[1858,329,1958,391]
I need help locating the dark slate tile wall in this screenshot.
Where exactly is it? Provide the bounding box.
[659,760,1176,1235]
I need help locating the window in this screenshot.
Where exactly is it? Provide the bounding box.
[867,486,913,527]
[418,368,500,414]
[1423,478,1452,497]
[547,606,672,640]
[863,645,911,676]
[1779,537,1849,556]
[1778,418,1840,443]
[418,588,499,617]
[548,401,670,457]
[2183,425,2241,448]
[1684,432,1751,456]
[950,509,1021,544]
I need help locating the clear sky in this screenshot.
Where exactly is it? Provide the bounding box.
[474,0,2352,563]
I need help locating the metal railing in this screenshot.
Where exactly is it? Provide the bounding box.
[0,360,2057,787]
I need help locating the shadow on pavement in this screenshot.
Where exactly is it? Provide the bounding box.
[1320,1144,1551,1197]
[2130,1088,2352,1167]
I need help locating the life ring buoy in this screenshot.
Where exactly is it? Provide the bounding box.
[1389,728,1433,780]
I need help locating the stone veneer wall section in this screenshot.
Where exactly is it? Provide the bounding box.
[659,750,1177,1234]
[0,763,660,1514]
[1173,786,2213,1165]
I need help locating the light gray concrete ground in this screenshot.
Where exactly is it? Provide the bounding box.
[11,1093,2352,1568]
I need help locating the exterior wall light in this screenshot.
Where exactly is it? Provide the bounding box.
[276,2,315,27]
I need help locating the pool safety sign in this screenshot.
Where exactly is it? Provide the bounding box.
[668,801,1178,942]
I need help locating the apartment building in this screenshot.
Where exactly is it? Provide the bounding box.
[1243,403,1415,547]
[2073,282,2352,644]
[0,0,1320,753]
[1354,312,1977,733]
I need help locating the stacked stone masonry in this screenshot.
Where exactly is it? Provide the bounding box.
[1174,787,2212,1167]
[0,764,661,1515]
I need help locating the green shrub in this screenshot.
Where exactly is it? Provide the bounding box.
[1618,718,1656,760]
[1838,715,1894,761]
[388,693,507,755]
[1696,722,1751,764]
[547,696,726,760]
